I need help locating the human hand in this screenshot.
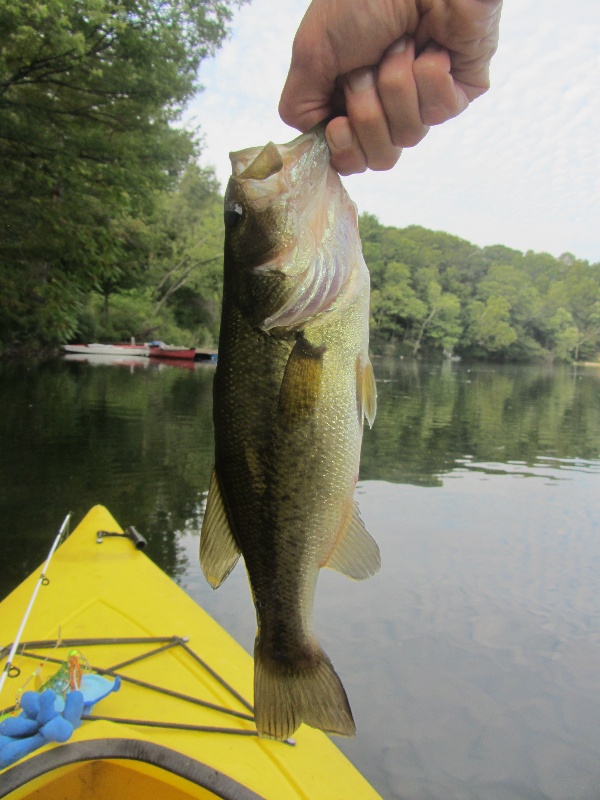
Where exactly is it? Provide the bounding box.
[279,0,503,175]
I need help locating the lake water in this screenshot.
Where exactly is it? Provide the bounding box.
[1,357,599,800]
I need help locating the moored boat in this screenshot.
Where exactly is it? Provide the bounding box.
[148,342,197,361]
[62,343,150,357]
[0,506,381,800]
[195,348,218,363]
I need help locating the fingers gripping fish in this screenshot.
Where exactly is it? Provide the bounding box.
[200,125,379,741]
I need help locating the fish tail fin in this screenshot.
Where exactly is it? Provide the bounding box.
[253,638,355,741]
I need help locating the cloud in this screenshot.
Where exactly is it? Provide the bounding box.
[185,0,600,262]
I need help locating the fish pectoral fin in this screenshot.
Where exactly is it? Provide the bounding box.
[323,502,381,580]
[200,469,241,589]
[356,355,377,428]
[278,334,326,423]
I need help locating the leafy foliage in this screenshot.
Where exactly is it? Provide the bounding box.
[0,3,597,366]
[0,0,242,352]
[361,216,600,362]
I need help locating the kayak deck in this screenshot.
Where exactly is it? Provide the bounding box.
[0,506,381,799]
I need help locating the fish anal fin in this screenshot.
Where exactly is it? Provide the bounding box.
[278,334,326,423]
[254,639,355,741]
[200,469,241,589]
[356,355,377,428]
[323,501,380,580]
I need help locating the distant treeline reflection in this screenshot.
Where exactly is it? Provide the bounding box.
[361,359,600,486]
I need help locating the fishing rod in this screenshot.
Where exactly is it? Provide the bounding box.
[0,512,72,698]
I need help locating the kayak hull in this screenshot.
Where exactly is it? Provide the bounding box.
[0,506,381,800]
[1,737,263,799]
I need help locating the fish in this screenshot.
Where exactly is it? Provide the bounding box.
[200,124,379,741]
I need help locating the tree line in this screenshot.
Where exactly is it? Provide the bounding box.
[1,0,598,362]
[361,215,600,362]
[0,0,241,355]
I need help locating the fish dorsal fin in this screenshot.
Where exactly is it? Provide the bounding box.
[278,334,326,423]
[322,502,380,580]
[200,469,241,589]
[357,355,377,428]
[239,142,283,180]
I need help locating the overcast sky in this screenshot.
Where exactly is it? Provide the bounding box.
[184,0,600,263]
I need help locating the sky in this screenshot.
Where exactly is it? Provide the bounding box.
[184,0,600,263]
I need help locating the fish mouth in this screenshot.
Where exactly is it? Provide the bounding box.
[226,124,364,333]
[229,124,330,207]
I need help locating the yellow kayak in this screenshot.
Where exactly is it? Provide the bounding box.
[0,506,381,800]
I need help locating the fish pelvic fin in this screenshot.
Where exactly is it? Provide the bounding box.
[322,501,381,580]
[254,639,355,741]
[357,355,377,428]
[200,469,241,589]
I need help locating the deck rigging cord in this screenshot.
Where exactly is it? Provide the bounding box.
[0,523,295,745]
[0,636,295,745]
[0,513,72,698]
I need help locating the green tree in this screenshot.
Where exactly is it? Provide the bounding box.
[547,308,581,362]
[360,212,599,363]
[561,261,600,360]
[0,0,242,352]
[410,276,461,356]
[147,163,224,342]
[473,263,545,360]
[79,163,225,346]
[464,296,517,355]
[370,261,426,344]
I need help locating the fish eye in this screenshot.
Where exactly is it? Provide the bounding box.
[224,202,243,228]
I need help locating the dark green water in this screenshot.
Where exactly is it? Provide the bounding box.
[1,357,599,800]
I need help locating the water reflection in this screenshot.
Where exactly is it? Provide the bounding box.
[0,359,599,800]
[0,360,216,597]
[335,475,600,800]
[361,360,600,486]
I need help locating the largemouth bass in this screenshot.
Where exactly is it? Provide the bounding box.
[200,125,379,741]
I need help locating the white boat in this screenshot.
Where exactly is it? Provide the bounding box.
[62,344,150,357]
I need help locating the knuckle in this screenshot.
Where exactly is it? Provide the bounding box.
[368,149,402,172]
[346,102,381,129]
[421,105,454,126]
[331,151,367,176]
[278,97,292,125]
[339,164,367,177]
[391,127,428,148]
[377,62,409,97]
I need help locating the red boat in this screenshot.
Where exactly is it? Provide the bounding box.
[147,342,196,361]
